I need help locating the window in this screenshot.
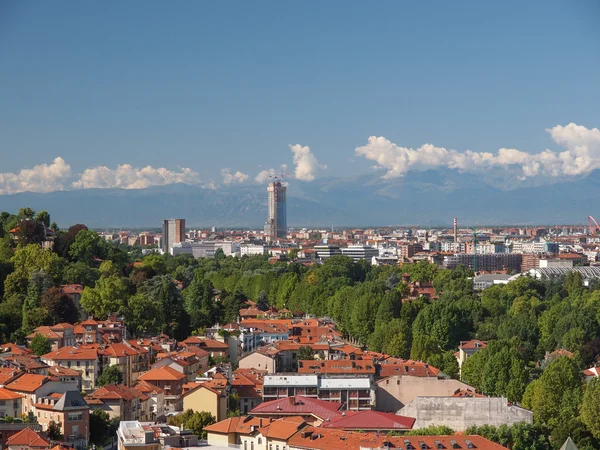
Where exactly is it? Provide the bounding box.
[68,412,83,421]
[244,442,247,450]
[77,361,81,367]
[72,425,79,437]
[0,400,4,406]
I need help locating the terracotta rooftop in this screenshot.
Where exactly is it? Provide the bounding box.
[378,359,441,378]
[298,360,375,375]
[6,428,51,448]
[138,366,185,382]
[5,374,51,393]
[0,386,23,400]
[42,346,98,360]
[250,396,344,422]
[322,410,415,430]
[458,340,488,350]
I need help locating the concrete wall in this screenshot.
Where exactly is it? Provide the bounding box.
[398,396,533,431]
[376,375,475,412]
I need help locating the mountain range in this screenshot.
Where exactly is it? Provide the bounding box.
[0,170,598,228]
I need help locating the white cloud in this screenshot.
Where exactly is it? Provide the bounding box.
[73,164,201,189]
[221,168,249,184]
[0,157,72,194]
[255,164,289,183]
[355,123,600,179]
[290,144,327,181]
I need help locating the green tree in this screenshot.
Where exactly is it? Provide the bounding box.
[29,333,52,356]
[90,409,115,445]
[183,276,217,330]
[297,345,314,360]
[80,275,129,319]
[167,409,216,439]
[125,293,165,336]
[97,365,124,387]
[34,211,50,228]
[68,229,107,264]
[581,378,600,439]
[138,275,189,339]
[404,425,455,436]
[40,286,78,324]
[46,420,63,440]
[256,290,270,311]
[522,356,583,430]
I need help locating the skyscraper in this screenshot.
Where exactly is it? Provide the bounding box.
[264,181,287,240]
[161,218,186,254]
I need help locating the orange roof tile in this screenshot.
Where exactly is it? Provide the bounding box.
[5,374,50,393]
[138,366,185,382]
[6,428,50,448]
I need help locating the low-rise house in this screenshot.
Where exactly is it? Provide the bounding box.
[182,381,228,422]
[0,387,22,418]
[376,373,476,412]
[41,347,99,392]
[103,343,147,387]
[232,368,266,414]
[152,352,201,383]
[86,384,151,422]
[238,350,278,374]
[74,319,101,345]
[1,355,49,375]
[137,367,185,413]
[456,340,488,372]
[4,374,75,415]
[27,324,75,351]
[399,396,533,431]
[133,380,165,421]
[32,391,90,450]
[181,337,229,359]
[47,366,82,392]
[5,428,50,450]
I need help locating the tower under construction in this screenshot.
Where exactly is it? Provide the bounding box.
[264,180,287,240]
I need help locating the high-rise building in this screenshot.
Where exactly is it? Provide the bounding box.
[161,218,186,254]
[264,181,287,239]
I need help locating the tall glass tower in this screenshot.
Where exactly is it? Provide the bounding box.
[264,181,287,239]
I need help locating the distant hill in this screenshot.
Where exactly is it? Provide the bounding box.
[0,170,598,228]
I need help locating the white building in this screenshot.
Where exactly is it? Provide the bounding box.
[240,244,266,256]
[341,245,379,262]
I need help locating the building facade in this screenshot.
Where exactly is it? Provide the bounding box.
[161,219,186,254]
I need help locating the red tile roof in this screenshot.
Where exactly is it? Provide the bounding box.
[138,366,185,382]
[0,387,23,400]
[322,410,415,431]
[6,428,50,448]
[378,359,441,378]
[250,396,344,422]
[42,347,98,361]
[458,340,488,350]
[297,360,375,375]
[5,374,50,393]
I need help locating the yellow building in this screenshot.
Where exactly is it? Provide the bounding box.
[182,384,227,422]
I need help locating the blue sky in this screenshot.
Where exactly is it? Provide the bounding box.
[1,1,600,193]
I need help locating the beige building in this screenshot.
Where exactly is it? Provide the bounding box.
[376,374,475,412]
[0,387,22,418]
[238,351,277,373]
[41,347,99,392]
[182,385,228,422]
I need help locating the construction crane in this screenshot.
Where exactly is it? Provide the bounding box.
[269,170,289,183]
[589,216,600,235]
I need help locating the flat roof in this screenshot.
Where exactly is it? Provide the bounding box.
[264,375,318,387]
[319,378,371,389]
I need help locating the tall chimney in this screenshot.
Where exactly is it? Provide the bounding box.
[453,218,458,253]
